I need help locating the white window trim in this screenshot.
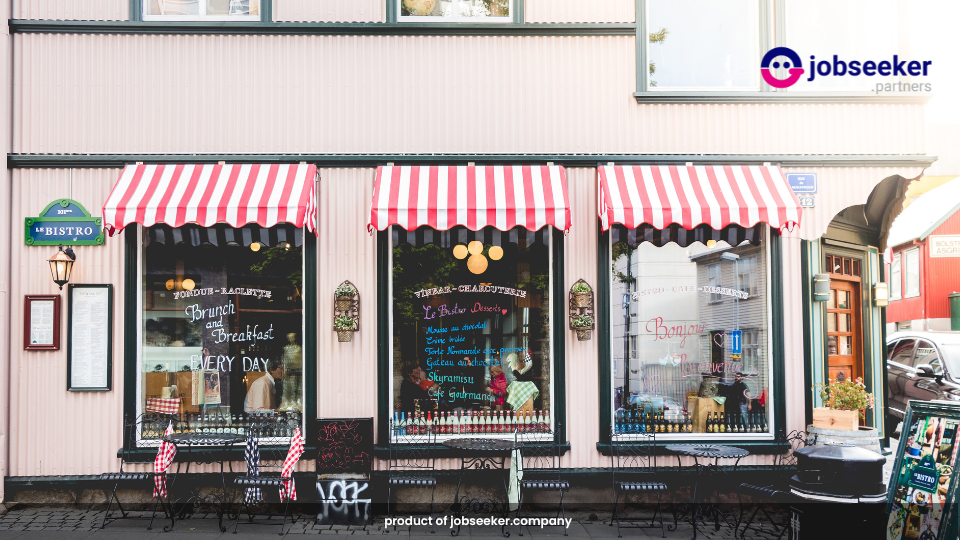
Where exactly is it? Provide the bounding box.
[397,0,514,23]
[904,247,920,298]
[134,224,305,446]
[645,0,761,92]
[387,225,555,441]
[890,252,902,300]
[608,226,775,441]
[142,0,261,21]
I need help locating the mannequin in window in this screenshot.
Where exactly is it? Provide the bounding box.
[505,352,538,412]
[279,332,302,411]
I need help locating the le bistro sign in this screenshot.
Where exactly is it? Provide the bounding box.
[25,199,105,246]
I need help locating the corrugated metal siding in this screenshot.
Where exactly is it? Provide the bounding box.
[526,0,634,23]
[9,169,126,476]
[927,212,960,319]
[780,231,806,437]
[792,167,925,241]
[559,168,602,469]
[273,0,384,22]
[12,33,927,156]
[13,0,128,20]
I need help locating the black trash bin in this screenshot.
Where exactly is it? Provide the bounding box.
[788,444,887,539]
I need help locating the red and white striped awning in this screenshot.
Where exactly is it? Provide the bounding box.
[369,165,571,232]
[102,163,318,236]
[597,164,801,232]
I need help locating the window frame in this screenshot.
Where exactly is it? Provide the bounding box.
[387,0,524,24]
[738,254,759,297]
[134,0,271,22]
[633,0,914,103]
[124,224,317,450]
[377,225,565,446]
[643,0,763,92]
[904,247,920,298]
[707,263,723,303]
[604,225,777,442]
[890,251,902,300]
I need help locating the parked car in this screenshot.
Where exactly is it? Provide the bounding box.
[886,331,960,435]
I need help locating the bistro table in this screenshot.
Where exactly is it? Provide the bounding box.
[664,444,749,540]
[161,432,246,532]
[443,438,522,538]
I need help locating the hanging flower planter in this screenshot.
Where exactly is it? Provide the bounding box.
[337,329,355,343]
[568,279,595,342]
[335,283,357,311]
[575,328,592,341]
[333,280,359,343]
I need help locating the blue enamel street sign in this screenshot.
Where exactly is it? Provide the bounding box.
[786,173,818,194]
[25,199,105,246]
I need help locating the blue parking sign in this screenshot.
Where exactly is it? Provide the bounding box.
[731,330,742,355]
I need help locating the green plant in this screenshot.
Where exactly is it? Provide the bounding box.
[335,284,356,298]
[571,282,592,294]
[571,314,594,328]
[334,315,357,330]
[813,377,876,419]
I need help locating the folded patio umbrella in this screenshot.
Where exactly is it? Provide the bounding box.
[243,431,263,504]
[153,421,177,498]
[279,428,305,502]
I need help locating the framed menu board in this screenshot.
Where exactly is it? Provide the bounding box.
[887,400,960,540]
[23,295,60,350]
[67,284,113,391]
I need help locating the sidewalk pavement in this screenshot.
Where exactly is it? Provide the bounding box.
[0,507,787,539]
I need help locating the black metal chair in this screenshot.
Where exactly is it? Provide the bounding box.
[385,416,438,534]
[515,423,569,536]
[232,415,301,535]
[100,413,177,530]
[609,427,670,538]
[736,430,806,539]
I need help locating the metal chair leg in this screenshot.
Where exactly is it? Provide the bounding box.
[100,484,118,529]
[430,484,436,534]
[613,489,623,538]
[279,496,291,536]
[148,492,162,530]
[656,492,665,538]
[559,490,567,537]
[517,490,524,537]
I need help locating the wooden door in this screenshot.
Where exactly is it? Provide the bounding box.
[826,279,862,382]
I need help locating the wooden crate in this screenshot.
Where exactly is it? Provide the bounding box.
[812,407,859,431]
[689,397,725,433]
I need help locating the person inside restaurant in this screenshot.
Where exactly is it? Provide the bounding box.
[244,358,285,412]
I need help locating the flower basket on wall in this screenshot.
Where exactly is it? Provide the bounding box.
[568,279,595,342]
[575,328,592,341]
[337,329,355,343]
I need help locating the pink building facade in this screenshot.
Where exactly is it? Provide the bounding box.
[0,0,935,503]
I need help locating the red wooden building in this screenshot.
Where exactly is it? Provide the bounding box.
[885,176,960,332]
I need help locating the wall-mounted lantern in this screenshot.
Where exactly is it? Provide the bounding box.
[48,244,76,290]
[812,273,831,302]
[874,282,889,307]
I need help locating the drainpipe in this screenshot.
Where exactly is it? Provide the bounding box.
[0,0,12,505]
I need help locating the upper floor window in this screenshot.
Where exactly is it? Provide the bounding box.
[707,263,722,303]
[890,252,902,300]
[785,0,899,91]
[737,254,759,297]
[399,0,512,22]
[143,0,261,21]
[646,0,760,90]
[904,248,920,298]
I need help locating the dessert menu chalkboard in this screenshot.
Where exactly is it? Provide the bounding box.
[67,284,113,391]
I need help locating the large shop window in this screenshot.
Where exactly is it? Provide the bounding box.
[142,0,260,20]
[140,224,304,440]
[398,0,512,22]
[646,0,760,90]
[610,225,772,437]
[390,226,553,438]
